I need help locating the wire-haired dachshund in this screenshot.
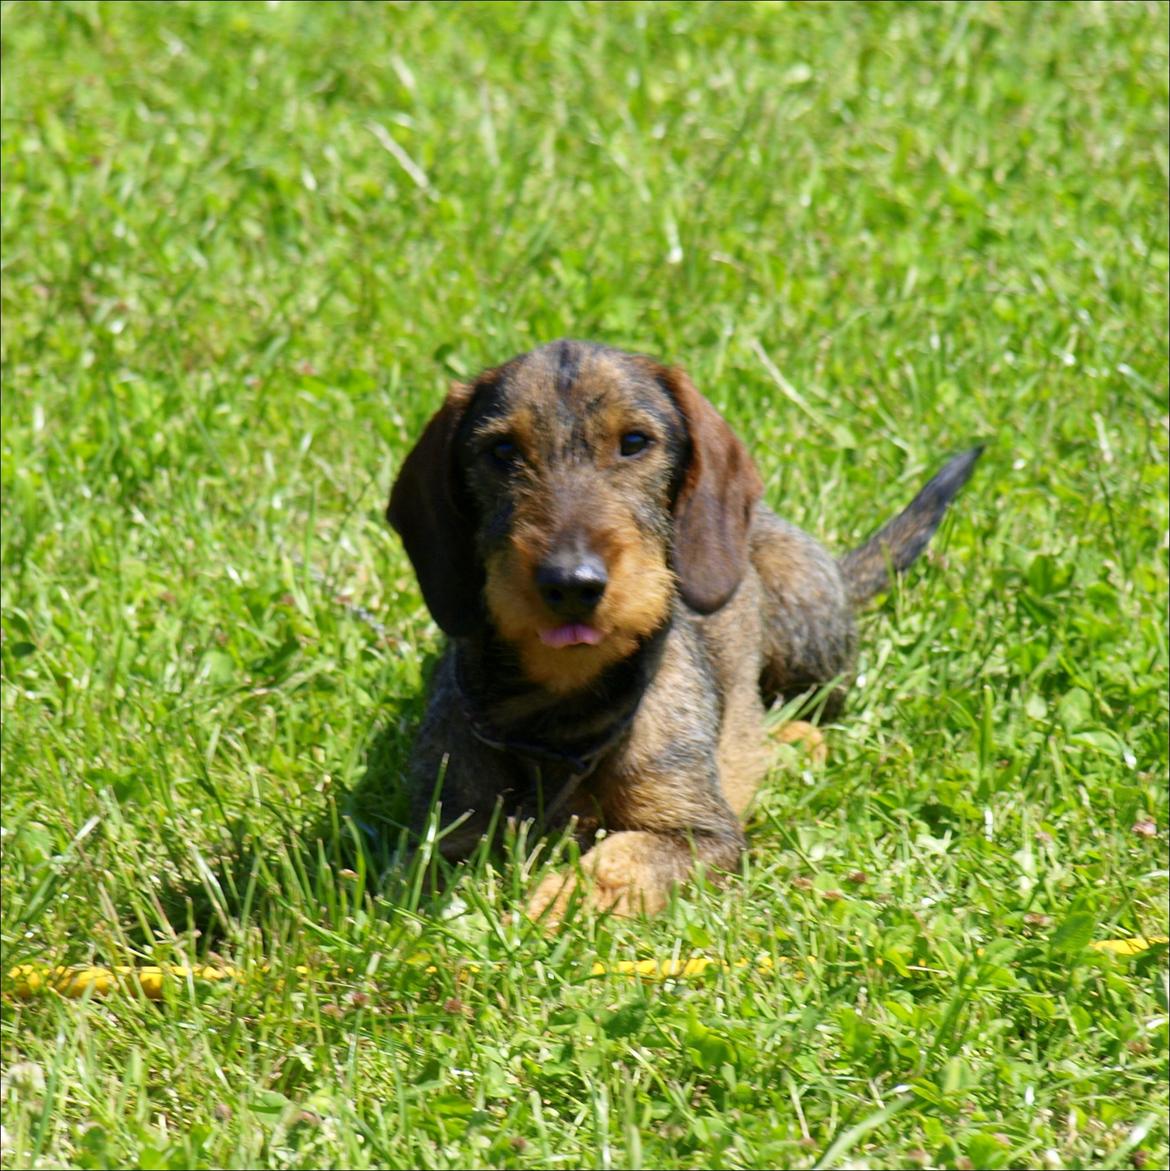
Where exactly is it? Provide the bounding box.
[387,339,980,921]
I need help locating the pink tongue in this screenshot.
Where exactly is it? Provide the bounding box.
[539,623,603,648]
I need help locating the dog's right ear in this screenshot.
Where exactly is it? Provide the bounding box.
[387,382,483,637]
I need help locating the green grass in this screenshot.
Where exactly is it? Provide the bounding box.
[2,1,1167,1167]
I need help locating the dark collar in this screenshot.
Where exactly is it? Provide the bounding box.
[455,669,640,778]
[451,622,669,824]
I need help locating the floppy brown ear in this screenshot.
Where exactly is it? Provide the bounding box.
[658,366,764,613]
[386,382,483,637]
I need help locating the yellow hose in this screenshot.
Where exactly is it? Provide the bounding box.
[6,963,242,999]
[5,937,1165,1000]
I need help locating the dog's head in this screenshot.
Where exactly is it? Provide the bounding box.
[387,340,762,693]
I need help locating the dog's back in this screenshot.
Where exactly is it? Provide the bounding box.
[748,449,982,712]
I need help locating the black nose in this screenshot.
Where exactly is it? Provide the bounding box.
[536,551,608,619]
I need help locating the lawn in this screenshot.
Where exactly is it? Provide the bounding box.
[1,2,1167,1168]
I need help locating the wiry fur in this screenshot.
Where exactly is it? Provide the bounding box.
[387,339,979,920]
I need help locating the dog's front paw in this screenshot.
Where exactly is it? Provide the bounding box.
[525,868,582,926]
[772,719,828,765]
[525,831,678,926]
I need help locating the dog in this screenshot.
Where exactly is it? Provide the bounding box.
[387,339,979,921]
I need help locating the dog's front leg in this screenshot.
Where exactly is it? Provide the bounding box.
[526,824,744,922]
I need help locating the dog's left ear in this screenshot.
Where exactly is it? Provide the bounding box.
[387,382,483,637]
[657,365,764,613]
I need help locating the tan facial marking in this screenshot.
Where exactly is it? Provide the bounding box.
[465,346,685,693]
[483,513,674,695]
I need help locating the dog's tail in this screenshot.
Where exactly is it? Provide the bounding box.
[839,447,982,607]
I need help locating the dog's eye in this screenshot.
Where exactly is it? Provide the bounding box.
[489,439,519,468]
[619,431,651,457]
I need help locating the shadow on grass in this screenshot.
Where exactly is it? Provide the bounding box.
[137,666,852,956]
[139,675,445,956]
